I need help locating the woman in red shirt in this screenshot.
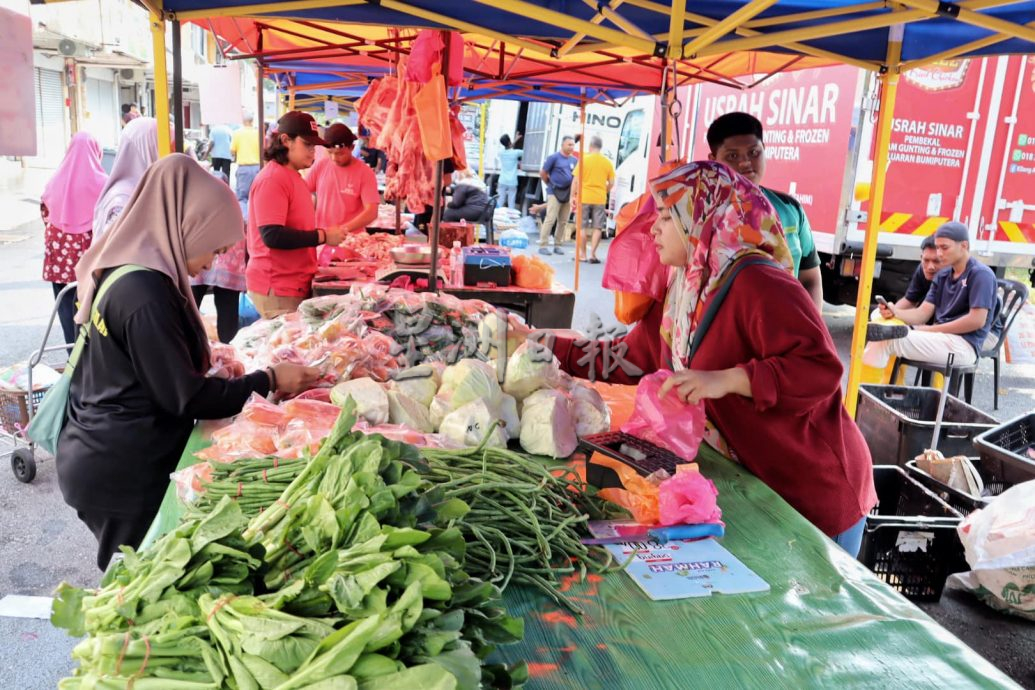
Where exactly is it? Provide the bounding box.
[538,161,876,555]
[246,111,344,319]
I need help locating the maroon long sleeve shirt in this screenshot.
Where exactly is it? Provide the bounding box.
[552,263,876,537]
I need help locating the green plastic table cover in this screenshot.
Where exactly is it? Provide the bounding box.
[144,424,1019,690]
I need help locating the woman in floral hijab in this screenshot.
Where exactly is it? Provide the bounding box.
[538,160,875,555]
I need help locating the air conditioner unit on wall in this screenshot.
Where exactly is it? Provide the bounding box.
[119,68,144,82]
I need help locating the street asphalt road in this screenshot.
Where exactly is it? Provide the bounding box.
[0,216,1033,688]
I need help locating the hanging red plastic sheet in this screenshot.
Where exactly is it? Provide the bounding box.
[407,30,464,86]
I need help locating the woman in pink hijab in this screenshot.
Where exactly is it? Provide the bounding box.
[40,132,108,344]
[91,117,159,238]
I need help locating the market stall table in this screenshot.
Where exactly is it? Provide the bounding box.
[312,276,576,329]
[143,427,1017,690]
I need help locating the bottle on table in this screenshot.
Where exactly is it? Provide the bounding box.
[451,241,464,287]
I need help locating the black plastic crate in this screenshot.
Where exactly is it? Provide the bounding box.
[859,466,965,602]
[974,413,1035,470]
[904,456,1032,515]
[856,385,997,466]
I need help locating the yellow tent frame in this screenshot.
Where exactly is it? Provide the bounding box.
[135,0,1035,416]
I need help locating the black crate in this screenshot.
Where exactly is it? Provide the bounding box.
[974,413,1035,470]
[904,456,1032,515]
[859,466,965,602]
[856,385,997,466]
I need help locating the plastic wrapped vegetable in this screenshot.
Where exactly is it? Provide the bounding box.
[387,390,434,433]
[330,377,389,425]
[569,382,611,437]
[518,389,577,458]
[498,394,521,438]
[439,358,503,410]
[439,400,508,448]
[390,364,441,408]
[429,395,451,431]
[503,341,562,401]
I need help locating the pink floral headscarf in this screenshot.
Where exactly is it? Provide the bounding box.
[649,160,793,368]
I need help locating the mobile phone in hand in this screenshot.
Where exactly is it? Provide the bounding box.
[875,295,888,307]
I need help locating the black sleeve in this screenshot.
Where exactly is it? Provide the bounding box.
[903,266,929,304]
[799,245,821,271]
[122,301,271,420]
[448,187,468,210]
[259,224,321,250]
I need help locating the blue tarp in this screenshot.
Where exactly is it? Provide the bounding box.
[163,1,1035,64]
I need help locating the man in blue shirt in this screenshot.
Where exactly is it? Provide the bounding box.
[497,133,523,210]
[538,136,577,255]
[208,124,233,181]
[864,222,998,369]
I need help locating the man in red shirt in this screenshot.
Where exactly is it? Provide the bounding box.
[246,111,344,319]
[306,124,380,265]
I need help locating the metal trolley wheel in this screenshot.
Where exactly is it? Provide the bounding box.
[11,448,36,483]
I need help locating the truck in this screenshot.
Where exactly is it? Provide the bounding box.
[600,57,1035,304]
[479,95,655,214]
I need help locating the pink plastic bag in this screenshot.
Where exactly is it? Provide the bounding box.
[621,371,706,460]
[657,466,722,526]
[601,193,668,302]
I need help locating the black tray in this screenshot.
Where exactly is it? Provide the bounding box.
[580,431,691,488]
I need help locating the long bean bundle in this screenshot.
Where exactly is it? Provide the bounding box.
[417,445,620,613]
[193,456,307,518]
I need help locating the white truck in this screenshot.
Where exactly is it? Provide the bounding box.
[601,58,1035,303]
[479,96,655,216]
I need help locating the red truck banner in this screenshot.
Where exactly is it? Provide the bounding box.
[878,59,981,233]
[690,66,859,234]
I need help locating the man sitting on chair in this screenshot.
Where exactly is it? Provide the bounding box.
[864,222,998,371]
[895,235,943,310]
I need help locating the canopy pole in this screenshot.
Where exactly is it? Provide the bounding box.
[574,98,586,290]
[172,19,184,153]
[659,62,670,162]
[150,8,171,157]
[428,30,453,293]
[844,26,903,418]
[257,62,266,169]
[478,101,487,181]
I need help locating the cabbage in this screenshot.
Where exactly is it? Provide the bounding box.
[429,395,451,431]
[391,365,440,407]
[439,359,503,410]
[518,389,577,458]
[569,382,611,437]
[478,311,523,361]
[330,377,389,425]
[387,390,434,433]
[503,341,562,401]
[498,394,521,438]
[439,400,508,448]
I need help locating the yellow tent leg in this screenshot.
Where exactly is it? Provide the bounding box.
[574,100,586,289]
[845,27,903,417]
[478,101,486,181]
[151,10,171,157]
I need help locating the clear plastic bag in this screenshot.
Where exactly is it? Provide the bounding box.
[621,370,706,460]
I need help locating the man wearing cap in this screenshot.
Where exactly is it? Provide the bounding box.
[246,111,345,319]
[306,123,380,265]
[864,221,998,370]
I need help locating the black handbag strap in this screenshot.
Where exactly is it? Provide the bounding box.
[687,256,782,366]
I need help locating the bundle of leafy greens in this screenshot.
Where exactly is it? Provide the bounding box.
[53,400,526,690]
